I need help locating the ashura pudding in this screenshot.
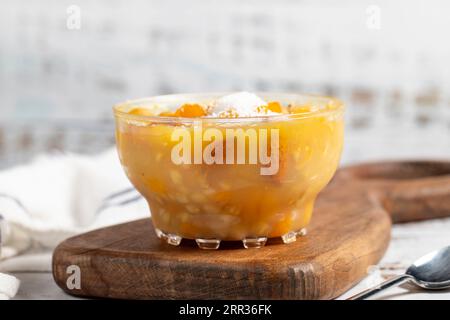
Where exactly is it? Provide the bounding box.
[114,92,344,249]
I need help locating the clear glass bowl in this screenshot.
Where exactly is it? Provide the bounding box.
[113,93,344,249]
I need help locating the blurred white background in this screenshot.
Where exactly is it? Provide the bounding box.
[1,0,449,168]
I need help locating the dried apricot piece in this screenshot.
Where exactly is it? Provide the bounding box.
[146,178,166,194]
[128,107,154,116]
[254,102,283,114]
[213,191,232,203]
[269,215,292,237]
[174,103,206,117]
[179,222,200,237]
[159,111,176,117]
[267,101,282,113]
[289,105,312,114]
[270,132,288,184]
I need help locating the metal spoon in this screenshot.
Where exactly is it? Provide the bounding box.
[349,245,450,300]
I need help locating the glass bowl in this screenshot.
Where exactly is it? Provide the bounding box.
[113,93,344,249]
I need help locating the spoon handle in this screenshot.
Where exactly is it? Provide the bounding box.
[348,275,412,300]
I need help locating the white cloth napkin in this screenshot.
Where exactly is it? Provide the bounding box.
[0,148,148,299]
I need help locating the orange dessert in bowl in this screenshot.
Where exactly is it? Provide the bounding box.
[114,92,344,249]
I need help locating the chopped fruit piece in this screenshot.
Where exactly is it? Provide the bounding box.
[128,107,155,116]
[146,178,166,194]
[290,105,312,114]
[212,191,232,202]
[174,103,207,117]
[254,102,283,114]
[271,133,288,184]
[267,101,282,113]
[269,215,292,238]
[159,111,176,117]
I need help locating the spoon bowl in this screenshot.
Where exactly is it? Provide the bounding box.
[350,245,450,299]
[406,246,450,290]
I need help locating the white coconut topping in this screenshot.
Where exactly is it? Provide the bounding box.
[208,92,274,117]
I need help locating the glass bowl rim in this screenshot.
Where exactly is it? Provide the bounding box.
[113,92,345,124]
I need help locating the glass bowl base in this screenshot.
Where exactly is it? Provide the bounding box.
[154,227,308,249]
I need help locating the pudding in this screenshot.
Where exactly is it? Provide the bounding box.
[114,92,344,249]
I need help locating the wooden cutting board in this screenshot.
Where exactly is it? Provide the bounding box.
[52,161,450,299]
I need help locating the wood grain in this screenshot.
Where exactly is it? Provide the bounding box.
[52,161,450,300]
[335,161,450,222]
